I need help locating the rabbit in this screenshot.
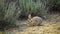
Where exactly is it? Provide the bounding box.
[27,14,42,26]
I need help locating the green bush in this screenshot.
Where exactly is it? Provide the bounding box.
[0,1,21,31]
[19,0,48,17]
[46,0,60,13]
[18,0,60,17]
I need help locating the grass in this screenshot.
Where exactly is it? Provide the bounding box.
[4,21,60,34]
[0,31,6,34]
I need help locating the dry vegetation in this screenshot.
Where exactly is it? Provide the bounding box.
[3,21,60,34]
[2,15,60,34]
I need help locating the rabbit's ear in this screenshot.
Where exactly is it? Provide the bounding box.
[28,14,32,19]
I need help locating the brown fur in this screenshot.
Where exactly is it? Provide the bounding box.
[28,14,42,26]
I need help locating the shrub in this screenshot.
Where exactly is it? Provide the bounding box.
[19,0,48,17]
[0,1,21,31]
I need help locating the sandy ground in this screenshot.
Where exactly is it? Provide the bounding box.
[3,20,60,34]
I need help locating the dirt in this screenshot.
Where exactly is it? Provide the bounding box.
[3,20,60,34]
